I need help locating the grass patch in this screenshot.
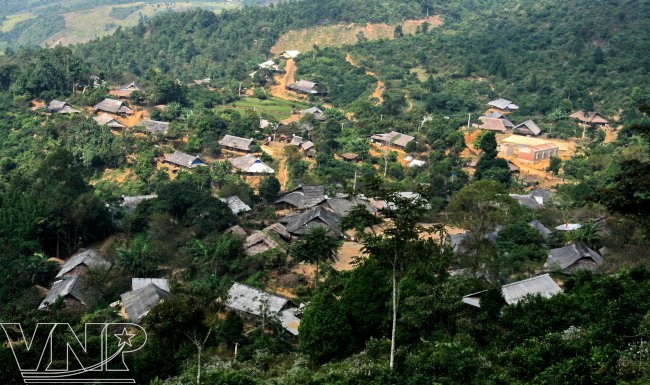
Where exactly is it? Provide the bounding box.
[409,67,428,82]
[1,12,36,32]
[217,96,310,121]
[109,5,143,20]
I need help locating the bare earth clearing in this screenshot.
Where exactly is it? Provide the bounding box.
[270,15,443,55]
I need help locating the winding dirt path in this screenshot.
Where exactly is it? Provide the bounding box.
[346,53,384,105]
[270,58,304,103]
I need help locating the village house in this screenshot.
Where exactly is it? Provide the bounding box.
[56,249,111,279]
[529,220,552,239]
[121,279,171,323]
[109,81,142,99]
[475,116,511,133]
[275,185,327,210]
[286,80,326,95]
[509,193,543,210]
[462,274,562,308]
[243,230,288,257]
[121,194,158,212]
[229,154,274,174]
[225,225,248,237]
[219,135,254,153]
[546,243,604,274]
[220,196,252,215]
[405,155,426,168]
[513,119,542,136]
[289,135,315,156]
[94,113,125,129]
[164,150,206,169]
[224,282,301,335]
[280,205,342,237]
[486,111,515,126]
[371,131,415,149]
[300,106,326,121]
[141,119,170,135]
[517,143,559,162]
[487,98,519,112]
[47,100,80,114]
[258,60,280,71]
[280,50,300,59]
[569,111,609,126]
[93,98,134,115]
[189,78,211,87]
[39,276,90,311]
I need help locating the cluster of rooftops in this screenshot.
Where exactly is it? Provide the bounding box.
[39,180,604,333]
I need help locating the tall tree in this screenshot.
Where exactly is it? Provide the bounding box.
[290,226,342,288]
[345,183,452,369]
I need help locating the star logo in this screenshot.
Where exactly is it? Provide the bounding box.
[114,328,135,348]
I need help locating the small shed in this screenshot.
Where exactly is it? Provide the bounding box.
[164,151,206,168]
[220,196,252,215]
[219,135,254,152]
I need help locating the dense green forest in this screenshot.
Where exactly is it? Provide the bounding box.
[0,0,649,384]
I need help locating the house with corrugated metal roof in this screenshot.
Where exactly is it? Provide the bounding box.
[39,276,91,311]
[514,120,542,136]
[462,274,562,308]
[488,98,519,112]
[56,249,111,279]
[121,281,170,322]
[224,282,300,335]
[545,243,604,274]
[220,196,252,215]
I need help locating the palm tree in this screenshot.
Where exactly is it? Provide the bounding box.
[290,226,342,288]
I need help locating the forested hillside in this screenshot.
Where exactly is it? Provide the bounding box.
[0,0,649,384]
